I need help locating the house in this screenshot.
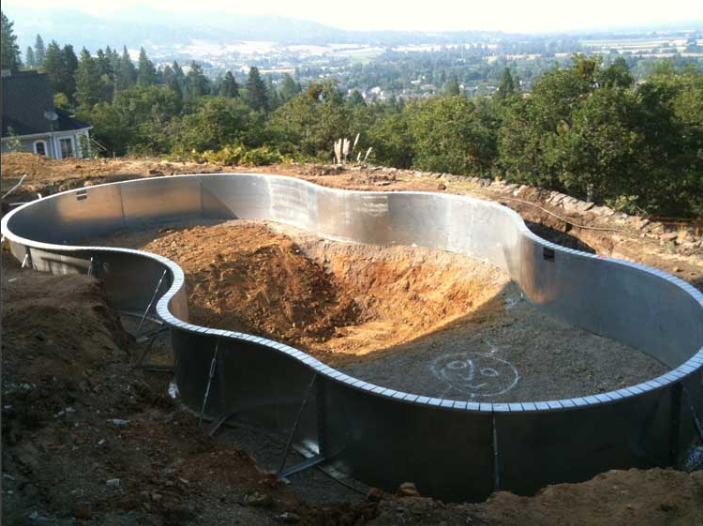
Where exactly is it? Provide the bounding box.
[1,70,92,159]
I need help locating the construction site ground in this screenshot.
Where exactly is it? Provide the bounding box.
[2,153,702,525]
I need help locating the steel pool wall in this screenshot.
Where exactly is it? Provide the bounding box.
[2,173,702,501]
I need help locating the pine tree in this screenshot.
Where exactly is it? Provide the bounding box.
[43,41,64,92]
[25,46,36,68]
[496,68,516,100]
[61,44,79,98]
[1,11,21,71]
[219,71,239,98]
[185,61,210,99]
[75,48,104,108]
[105,46,120,74]
[137,47,157,86]
[34,34,46,66]
[116,46,137,90]
[245,66,269,112]
[444,77,461,96]
[95,49,112,77]
[279,73,301,103]
[265,75,280,110]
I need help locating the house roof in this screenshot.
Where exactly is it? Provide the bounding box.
[1,71,90,139]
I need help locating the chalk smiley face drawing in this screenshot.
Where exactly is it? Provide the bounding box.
[431,351,519,398]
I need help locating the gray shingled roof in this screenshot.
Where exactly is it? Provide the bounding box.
[1,71,90,138]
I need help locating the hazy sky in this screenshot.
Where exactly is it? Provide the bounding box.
[3,0,702,32]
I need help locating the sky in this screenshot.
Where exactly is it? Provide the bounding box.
[2,0,702,33]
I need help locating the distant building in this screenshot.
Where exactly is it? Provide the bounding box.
[1,70,92,159]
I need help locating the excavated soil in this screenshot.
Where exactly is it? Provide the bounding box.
[91,219,667,403]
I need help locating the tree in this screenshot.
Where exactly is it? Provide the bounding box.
[219,71,239,98]
[408,96,498,175]
[137,47,157,86]
[444,77,461,96]
[116,46,137,90]
[184,61,210,100]
[171,97,254,152]
[599,57,634,89]
[95,48,112,77]
[1,11,21,71]
[554,87,644,201]
[245,66,269,112]
[267,81,350,157]
[25,46,36,68]
[266,75,280,110]
[496,68,516,100]
[61,45,79,99]
[34,34,46,66]
[279,73,301,103]
[43,41,64,92]
[75,48,104,108]
[347,90,366,107]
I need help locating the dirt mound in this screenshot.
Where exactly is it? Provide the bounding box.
[96,220,507,363]
[1,250,131,383]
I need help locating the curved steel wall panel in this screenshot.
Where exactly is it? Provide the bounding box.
[2,173,702,501]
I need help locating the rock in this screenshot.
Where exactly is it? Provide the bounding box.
[397,482,420,497]
[660,233,678,241]
[107,419,130,426]
[243,491,273,508]
[374,181,392,186]
[673,267,683,273]
[437,183,447,191]
[273,512,301,523]
[74,505,92,520]
[106,478,121,489]
[366,487,384,502]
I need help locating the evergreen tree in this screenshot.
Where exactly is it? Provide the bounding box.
[75,48,104,108]
[137,47,157,86]
[219,71,239,98]
[444,77,461,96]
[185,61,210,99]
[105,46,120,74]
[265,75,280,110]
[61,45,79,98]
[34,34,46,66]
[25,46,36,68]
[43,41,64,92]
[347,90,366,107]
[116,46,136,90]
[279,73,301,103]
[1,11,21,71]
[496,68,516,100]
[245,66,269,112]
[95,48,112,77]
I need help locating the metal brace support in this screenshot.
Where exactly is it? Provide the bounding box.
[277,373,318,476]
[133,326,169,368]
[135,270,168,336]
[208,410,238,438]
[279,454,326,480]
[198,342,220,427]
[21,252,32,269]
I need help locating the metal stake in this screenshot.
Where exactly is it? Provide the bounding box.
[198,342,220,427]
[277,373,318,476]
[135,270,168,336]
